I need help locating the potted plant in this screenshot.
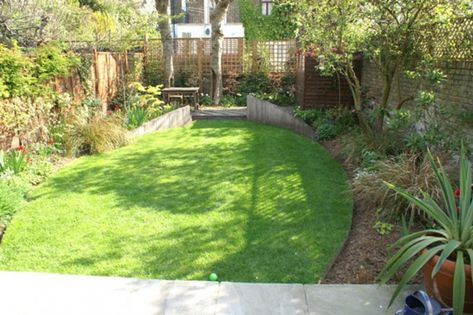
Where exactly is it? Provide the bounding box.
[378,149,473,315]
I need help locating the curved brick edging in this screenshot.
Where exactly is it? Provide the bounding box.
[246,95,316,139]
[128,105,192,137]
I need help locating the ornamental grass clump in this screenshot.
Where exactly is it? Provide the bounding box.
[64,115,128,156]
[352,153,446,220]
[379,148,473,315]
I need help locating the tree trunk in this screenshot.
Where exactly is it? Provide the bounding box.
[375,65,396,133]
[210,0,233,105]
[345,64,372,135]
[156,0,174,87]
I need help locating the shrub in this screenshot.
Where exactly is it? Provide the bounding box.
[82,97,102,109]
[339,128,406,166]
[294,107,356,141]
[200,94,213,106]
[0,43,36,98]
[0,93,74,148]
[174,70,200,88]
[237,72,274,95]
[34,43,79,82]
[293,107,321,125]
[360,149,385,171]
[0,43,78,98]
[20,154,54,185]
[352,153,452,220]
[220,95,239,108]
[255,91,297,107]
[109,83,138,110]
[379,104,469,156]
[127,83,164,107]
[223,71,240,96]
[0,176,30,225]
[142,59,162,86]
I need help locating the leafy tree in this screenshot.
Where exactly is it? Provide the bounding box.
[284,0,468,135]
[287,0,372,132]
[0,0,159,50]
[155,0,174,87]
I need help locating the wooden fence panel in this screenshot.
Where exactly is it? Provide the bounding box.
[55,52,143,110]
[143,38,295,92]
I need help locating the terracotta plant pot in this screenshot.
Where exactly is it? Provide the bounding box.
[422,250,473,313]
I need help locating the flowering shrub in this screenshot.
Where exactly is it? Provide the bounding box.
[0,96,56,147]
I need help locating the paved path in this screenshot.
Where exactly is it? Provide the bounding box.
[192,107,247,120]
[0,271,417,315]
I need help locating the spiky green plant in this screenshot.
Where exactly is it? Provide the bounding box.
[379,148,473,315]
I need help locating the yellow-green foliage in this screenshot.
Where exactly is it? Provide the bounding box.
[0,43,78,99]
[34,43,79,82]
[0,44,36,98]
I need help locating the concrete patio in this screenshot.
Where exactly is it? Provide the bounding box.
[0,271,417,315]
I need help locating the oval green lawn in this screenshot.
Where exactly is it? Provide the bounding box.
[0,120,352,283]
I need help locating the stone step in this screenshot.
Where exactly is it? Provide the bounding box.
[191,114,247,120]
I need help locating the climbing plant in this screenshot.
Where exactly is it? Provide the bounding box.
[239,0,297,40]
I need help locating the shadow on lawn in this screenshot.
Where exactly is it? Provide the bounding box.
[37,120,352,283]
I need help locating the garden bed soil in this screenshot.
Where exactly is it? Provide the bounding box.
[322,201,405,283]
[322,140,421,284]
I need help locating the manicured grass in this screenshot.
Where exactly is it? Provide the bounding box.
[0,120,352,283]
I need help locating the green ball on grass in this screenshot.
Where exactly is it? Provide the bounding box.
[209,273,218,281]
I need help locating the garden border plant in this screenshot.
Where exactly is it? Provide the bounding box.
[379,148,473,315]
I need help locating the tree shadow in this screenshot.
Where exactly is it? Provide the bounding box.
[5,120,352,283]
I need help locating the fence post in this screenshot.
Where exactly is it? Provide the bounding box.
[197,39,204,91]
[251,41,258,73]
[143,35,149,65]
[238,38,244,74]
[93,49,100,97]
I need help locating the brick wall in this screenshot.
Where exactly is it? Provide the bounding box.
[362,59,473,110]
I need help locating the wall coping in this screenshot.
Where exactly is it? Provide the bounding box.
[247,95,316,140]
[128,105,192,138]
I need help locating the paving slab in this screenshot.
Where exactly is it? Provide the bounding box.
[0,271,421,315]
[216,282,308,315]
[0,271,219,315]
[304,284,420,315]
